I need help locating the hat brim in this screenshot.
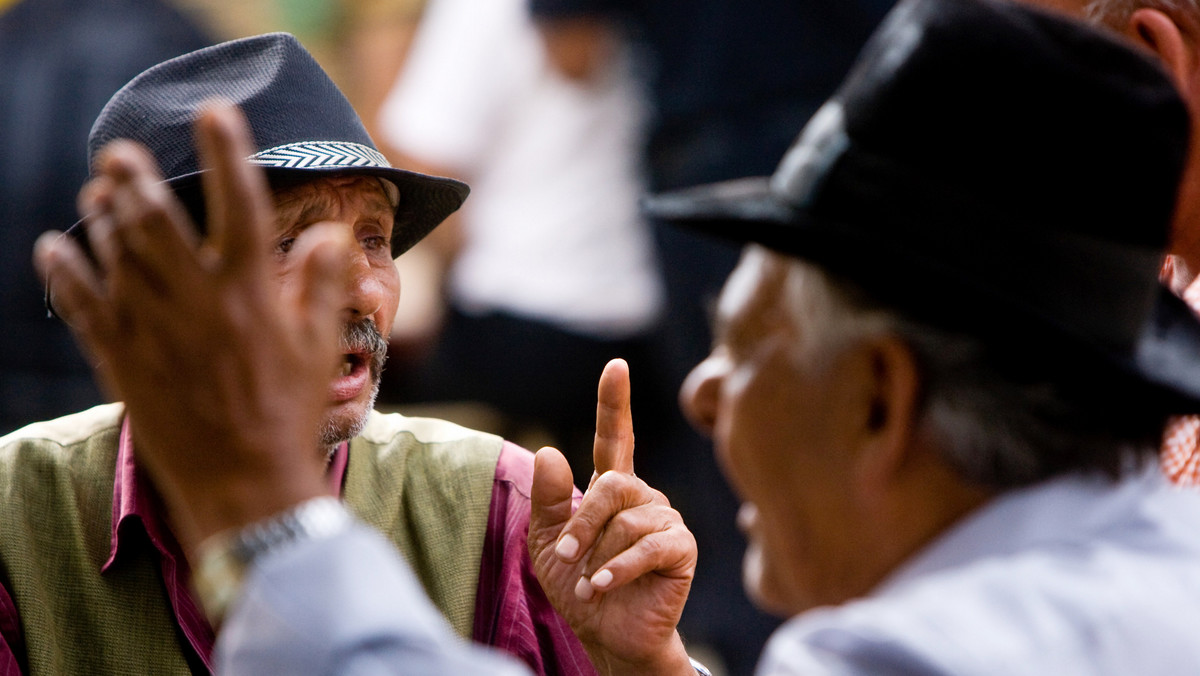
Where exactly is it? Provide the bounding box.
[50,164,467,318]
[641,177,800,246]
[61,163,468,259]
[644,177,1200,414]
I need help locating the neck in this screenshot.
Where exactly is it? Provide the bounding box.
[859,452,995,600]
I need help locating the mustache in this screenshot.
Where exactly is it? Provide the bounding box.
[340,319,387,360]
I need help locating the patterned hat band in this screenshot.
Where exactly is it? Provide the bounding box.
[247,140,400,204]
[248,141,390,170]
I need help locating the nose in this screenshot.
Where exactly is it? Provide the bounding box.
[680,350,725,436]
[343,246,385,320]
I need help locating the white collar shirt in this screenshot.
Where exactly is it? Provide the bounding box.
[757,467,1200,675]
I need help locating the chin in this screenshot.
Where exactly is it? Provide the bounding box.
[743,544,790,617]
[320,400,372,448]
[321,377,381,447]
[743,540,811,618]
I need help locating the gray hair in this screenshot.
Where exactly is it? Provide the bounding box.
[772,249,1161,488]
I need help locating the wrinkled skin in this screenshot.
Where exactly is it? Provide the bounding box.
[529,359,698,676]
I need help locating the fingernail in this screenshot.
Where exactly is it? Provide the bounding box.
[574,575,594,601]
[555,534,579,560]
[590,568,613,590]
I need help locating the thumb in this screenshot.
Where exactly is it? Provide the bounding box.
[285,223,353,424]
[292,222,353,334]
[528,447,577,555]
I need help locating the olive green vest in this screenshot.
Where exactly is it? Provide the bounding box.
[0,404,500,675]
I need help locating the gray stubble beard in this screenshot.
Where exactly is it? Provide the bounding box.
[319,319,389,454]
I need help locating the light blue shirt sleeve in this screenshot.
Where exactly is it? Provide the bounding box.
[214,522,532,675]
[755,471,1200,676]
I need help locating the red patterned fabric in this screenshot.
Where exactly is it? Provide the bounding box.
[1162,415,1200,486]
[1159,256,1200,486]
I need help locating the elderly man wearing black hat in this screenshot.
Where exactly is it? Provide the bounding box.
[56,0,1200,673]
[646,0,1200,670]
[0,32,618,676]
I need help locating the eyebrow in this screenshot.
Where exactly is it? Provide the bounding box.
[276,187,393,230]
[359,188,395,215]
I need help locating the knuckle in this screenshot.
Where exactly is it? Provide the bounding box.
[568,504,607,535]
[138,190,177,225]
[637,532,666,559]
[598,470,636,492]
[610,509,640,533]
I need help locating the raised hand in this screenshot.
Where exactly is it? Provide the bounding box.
[528,359,697,676]
[33,102,348,549]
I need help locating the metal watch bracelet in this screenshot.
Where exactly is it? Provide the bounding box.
[192,496,351,625]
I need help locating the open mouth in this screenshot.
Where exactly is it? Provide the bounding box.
[330,320,386,403]
[329,349,374,403]
[340,351,368,378]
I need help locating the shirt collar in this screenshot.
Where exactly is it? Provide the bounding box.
[874,466,1171,597]
[104,416,351,572]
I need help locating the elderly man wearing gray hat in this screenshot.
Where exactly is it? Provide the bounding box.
[30,0,1200,674]
[1,31,629,676]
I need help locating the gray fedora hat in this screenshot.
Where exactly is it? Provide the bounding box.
[68,32,468,258]
[644,0,1200,411]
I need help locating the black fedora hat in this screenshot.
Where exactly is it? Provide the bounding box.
[644,0,1200,411]
[68,32,468,258]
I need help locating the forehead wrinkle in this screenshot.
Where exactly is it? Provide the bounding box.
[272,176,393,231]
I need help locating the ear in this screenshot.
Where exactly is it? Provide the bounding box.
[849,335,922,499]
[1123,8,1200,98]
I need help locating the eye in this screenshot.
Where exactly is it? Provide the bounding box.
[362,235,389,252]
[275,237,296,254]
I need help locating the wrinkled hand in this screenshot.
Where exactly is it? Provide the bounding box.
[529,359,697,676]
[33,102,348,548]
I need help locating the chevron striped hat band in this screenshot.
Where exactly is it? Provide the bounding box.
[249,141,391,172]
[69,32,469,258]
[248,141,401,204]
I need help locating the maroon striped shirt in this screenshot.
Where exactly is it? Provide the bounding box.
[0,418,595,675]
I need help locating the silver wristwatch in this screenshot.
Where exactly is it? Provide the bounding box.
[192,496,351,625]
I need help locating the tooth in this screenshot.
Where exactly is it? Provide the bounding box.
[341,361,352,377]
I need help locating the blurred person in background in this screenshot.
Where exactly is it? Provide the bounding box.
[529,1,898,671]
[338,0,429,145]
[374,0,665,472]
[0,0,212,434]
[164,0,426,156]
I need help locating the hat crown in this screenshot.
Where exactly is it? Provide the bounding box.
[777,0,1188,251]
[87,32,376,181]
[75,31,469,258]
[759,0,1188,353]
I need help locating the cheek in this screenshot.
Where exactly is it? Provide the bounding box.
[375,263,401,330]
[271,258,302,295]
[719,366,805,500]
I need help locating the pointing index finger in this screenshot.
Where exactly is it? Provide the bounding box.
[593,358,635,476]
